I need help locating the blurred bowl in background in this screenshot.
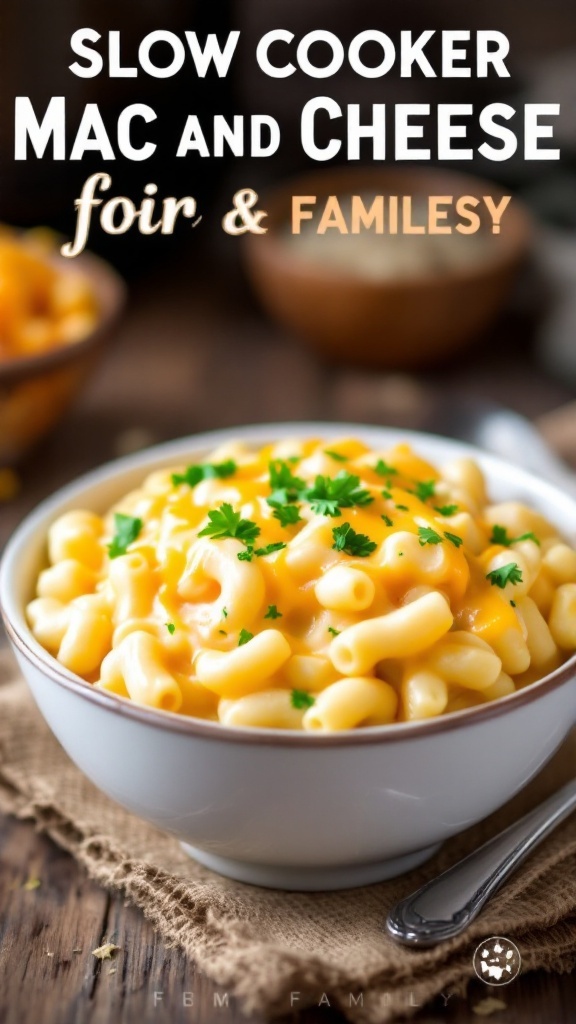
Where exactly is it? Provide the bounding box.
[0,248,126,465]
[244,167,532,369]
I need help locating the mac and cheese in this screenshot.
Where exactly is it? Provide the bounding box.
[0,227,98,363]
[26,438,576,730]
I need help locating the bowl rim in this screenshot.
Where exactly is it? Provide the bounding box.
[1,420,575,748]
[244,165,533,289]
[0,246,127,383]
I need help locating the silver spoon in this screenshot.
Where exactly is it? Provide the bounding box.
[386,777,576,947]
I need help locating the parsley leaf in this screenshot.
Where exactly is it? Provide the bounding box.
[264,604,282,619]
[270,503,302,528]
[255,542,286,557]
[490,525,512,546]
[374,459,398,477]
[222,607,228,619]
[108,513,143,559]
[306,471,373,517]
[327,626,341,637]
[291,689,315,710]
[516,532,541,546]
[490,525,540,547]
[198,503,260,545]
[444,531,463,548]
[381,514,394,527]
[412,480,436,502]
[434,504,459,517]
[268,460,305,504]
[332,522,377,558]
[486,562,524,588]
[238,629,254,646]
[171,460,236,487]
[324,449,347,462]
[381,488,393,500]
[166,622,176,635]
[395,504,409,511]
[237,541,287,562]
[417,525,444,547]
[418,526,443,546]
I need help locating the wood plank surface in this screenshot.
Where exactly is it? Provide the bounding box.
[1,249,576,1022]
[2,815,576,1024]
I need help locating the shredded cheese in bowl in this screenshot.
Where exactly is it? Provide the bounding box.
[0,226,98,364]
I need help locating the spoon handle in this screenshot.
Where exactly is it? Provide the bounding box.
[386,777,576,947]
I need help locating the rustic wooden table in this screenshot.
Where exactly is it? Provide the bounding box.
[1,252,576,1023]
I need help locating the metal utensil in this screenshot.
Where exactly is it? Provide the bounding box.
[386,777,576,947]
[336,375,576,495]
[421,395,576,497]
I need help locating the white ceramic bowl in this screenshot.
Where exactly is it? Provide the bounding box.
[2,424,576,891]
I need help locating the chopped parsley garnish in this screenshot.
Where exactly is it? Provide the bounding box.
[412,480,436,502]
[374,459,398,477]
[486,562,524,589]
[381,488,393,500]
[238,541,287,562]
[222,607,228,619]
[490,525,512,546]
[490,525,541,548]
[418,526,443,546]
[171,460,236,487]
[395,504,409,512]
[510,600,516,608]
[381,514,394,527]
[291,689,315,710]
[264,604,282,619]
[332,522,377,558]
[108,513,143,559]
[306,471,373,517]
[199,503,260,545]
[257,542,287,557]
[218,629,227,636]
[434,504,459,517]
[238,629,254,646]
[327,626,341,637]
[324,449,347,462]
[270,503,302,528]
[444,531,463,548]
[268,460,305,505]
[166,622,176,635]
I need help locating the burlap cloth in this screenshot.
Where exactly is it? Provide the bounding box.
[1,647,576,1022]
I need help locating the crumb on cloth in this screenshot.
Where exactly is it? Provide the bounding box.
[92,942,121,961]
[472,997,508,1017]
[22,877,41,890]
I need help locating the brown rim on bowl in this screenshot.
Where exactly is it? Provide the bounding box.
[4,609,575,748]
[244,166,533,288]
[0,248,127,384]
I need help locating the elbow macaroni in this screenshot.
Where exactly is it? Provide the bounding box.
[26,437,576,731]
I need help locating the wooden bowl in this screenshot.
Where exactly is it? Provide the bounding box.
[0,250,126,464]
[244,167,532,369]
